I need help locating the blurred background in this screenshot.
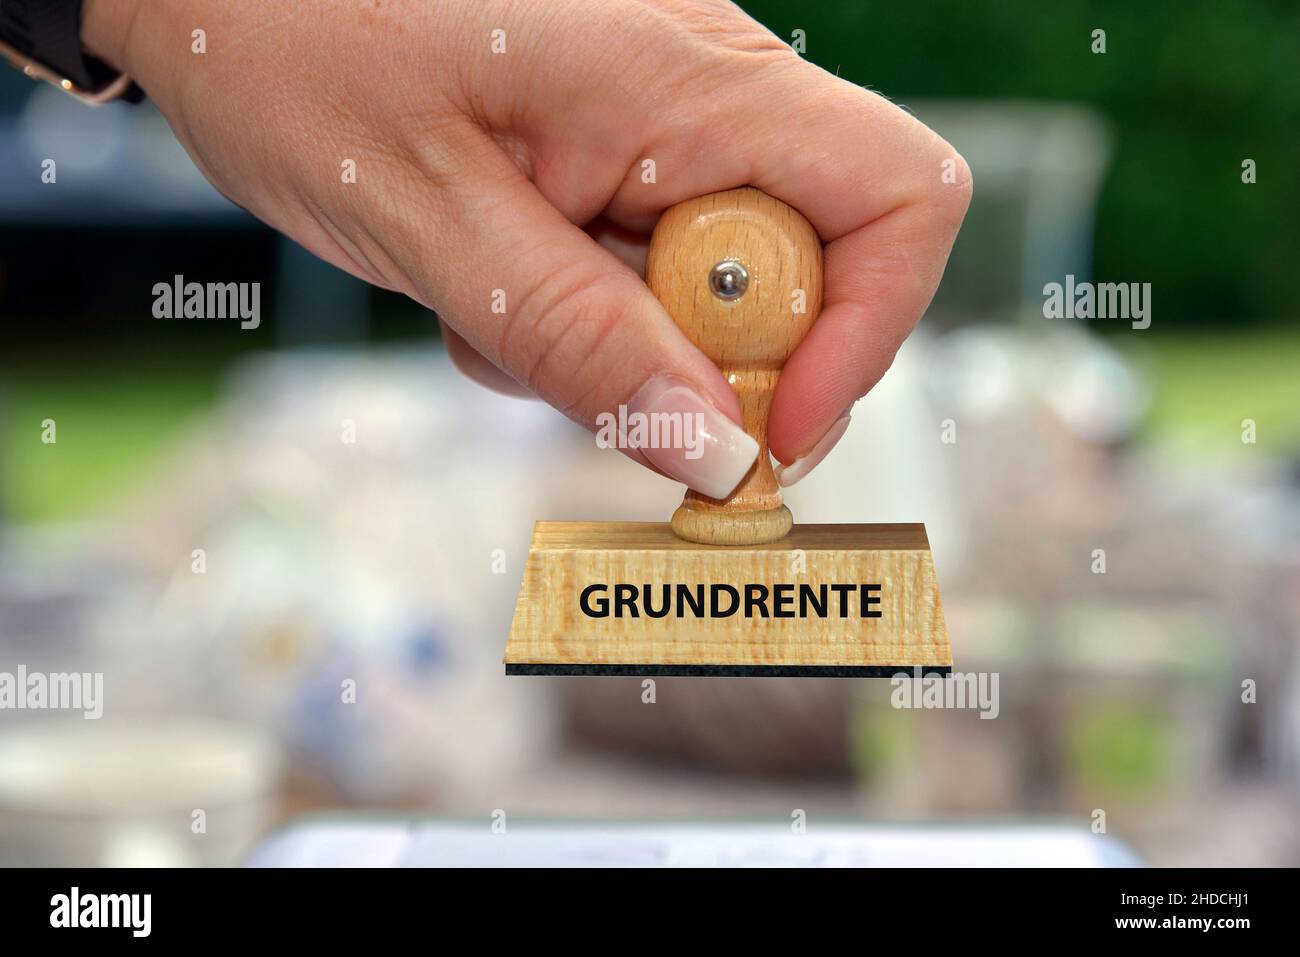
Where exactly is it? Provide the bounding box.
[1,0,1297,866]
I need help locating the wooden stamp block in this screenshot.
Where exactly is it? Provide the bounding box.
[504,521,951,676]
[504,188,954,677]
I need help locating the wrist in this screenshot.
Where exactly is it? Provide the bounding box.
[82,0,145,74]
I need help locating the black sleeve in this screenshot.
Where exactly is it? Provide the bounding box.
[0,0,143,101]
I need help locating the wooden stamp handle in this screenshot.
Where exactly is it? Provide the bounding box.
[646,188,823,545]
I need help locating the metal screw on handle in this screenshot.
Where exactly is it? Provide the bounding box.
[708,260,749,301]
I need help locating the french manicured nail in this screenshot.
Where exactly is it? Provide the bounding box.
[775,413,852,488]
[626,376,759,499]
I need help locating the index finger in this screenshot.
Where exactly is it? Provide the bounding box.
[747,78,973,466]
[603,63,972,468]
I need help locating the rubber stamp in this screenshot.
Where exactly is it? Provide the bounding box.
[504,188,952,676]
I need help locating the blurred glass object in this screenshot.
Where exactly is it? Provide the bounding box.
[910,101,1112,325]
[0,719,280,867]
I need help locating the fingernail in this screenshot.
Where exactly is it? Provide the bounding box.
[775,413,852,488]
[626,376,759,499]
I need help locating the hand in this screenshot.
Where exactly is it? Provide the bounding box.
[84,0,971,497]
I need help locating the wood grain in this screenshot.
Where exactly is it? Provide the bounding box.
[645,188,823,546]
[528,521,932,552]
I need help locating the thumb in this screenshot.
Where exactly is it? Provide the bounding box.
[401,165,758,500]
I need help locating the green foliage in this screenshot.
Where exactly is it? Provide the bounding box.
[0,358,223,522]
[1120,328,1300,453]
[741,0,1300,324]
[1068,704,1172,799]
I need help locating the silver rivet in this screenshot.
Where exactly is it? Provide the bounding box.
[708,260,749,301]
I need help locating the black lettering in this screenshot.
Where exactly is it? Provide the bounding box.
[773,583,795,617]
[861,584,882,618]
[711,584,739,617]
[614,583,639,618]
[677,583,704,618]
[580,581,880,620]
[643,584,670,619]
[799,583,827,618]
[830,583,855,617]
[580,583,608,618]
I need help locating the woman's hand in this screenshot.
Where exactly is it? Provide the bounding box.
[84,0,971,497]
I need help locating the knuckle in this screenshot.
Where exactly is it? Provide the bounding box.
[502,266,636,415]
[941,145,975,204]
[904,129,974,231]
[925,131,974,210]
